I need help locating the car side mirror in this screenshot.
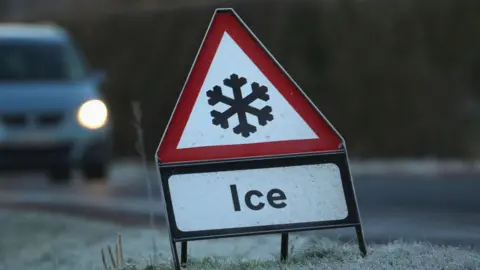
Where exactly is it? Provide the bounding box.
[90,69,107,84]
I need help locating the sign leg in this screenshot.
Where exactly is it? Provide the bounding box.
[355,225,367,257]
[170,240,181,270]
[181,241,188,266]
[280,233,289,261]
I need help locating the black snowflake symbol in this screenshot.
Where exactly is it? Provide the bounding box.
[206,73,274,138]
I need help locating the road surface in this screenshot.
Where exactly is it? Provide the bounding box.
[0,162,479,249]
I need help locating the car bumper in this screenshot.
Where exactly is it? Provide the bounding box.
[0,130,112,171]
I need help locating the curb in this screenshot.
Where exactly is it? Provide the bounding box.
[0,202,165,228]
[349,160,480,177]
[113,158,480,177]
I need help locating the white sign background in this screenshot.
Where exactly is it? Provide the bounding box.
[168,163,349,232]
[176,32,318,149]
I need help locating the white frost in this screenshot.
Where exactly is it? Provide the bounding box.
[0,209,310,270]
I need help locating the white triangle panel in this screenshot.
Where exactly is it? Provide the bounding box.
[177,32,318,149]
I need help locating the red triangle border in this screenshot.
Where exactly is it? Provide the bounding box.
[157,9,342,163]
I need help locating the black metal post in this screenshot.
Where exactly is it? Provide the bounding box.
[280,233,289,261]
[170,240,181,270]
[181,241,188,266]
[355,225,367,257]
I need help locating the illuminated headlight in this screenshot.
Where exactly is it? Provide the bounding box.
[77,99,108,130]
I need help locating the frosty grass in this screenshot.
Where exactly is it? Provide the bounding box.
[0,209,479,270]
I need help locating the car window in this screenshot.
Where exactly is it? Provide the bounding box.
[0,39,88,82]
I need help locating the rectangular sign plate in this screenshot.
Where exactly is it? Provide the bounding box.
[160,153,360,242]
[169,163,348,232]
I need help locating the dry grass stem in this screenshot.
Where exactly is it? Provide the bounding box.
[118,234,125,268]
[132,101,158,262]
[107,244,117,269]
[101,248,108,270]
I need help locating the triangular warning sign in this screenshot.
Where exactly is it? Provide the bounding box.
[157,9,343,163]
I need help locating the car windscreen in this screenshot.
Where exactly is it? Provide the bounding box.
[0,40,88,82]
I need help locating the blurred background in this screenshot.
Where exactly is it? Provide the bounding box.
[2,0,479,160]
[2,1,480,266]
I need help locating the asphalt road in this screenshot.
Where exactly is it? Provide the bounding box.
[0,167,479,249]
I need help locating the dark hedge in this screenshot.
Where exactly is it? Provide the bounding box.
[41,0,480,158]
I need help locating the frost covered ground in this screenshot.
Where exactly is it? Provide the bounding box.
[1,209,479,270]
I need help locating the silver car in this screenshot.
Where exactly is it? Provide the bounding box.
[0,23,112,183]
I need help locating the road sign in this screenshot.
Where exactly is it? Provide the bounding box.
[156,8,366,269]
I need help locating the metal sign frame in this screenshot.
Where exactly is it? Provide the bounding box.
[155,8,367,270]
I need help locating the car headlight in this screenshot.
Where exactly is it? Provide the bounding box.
[77,99,108,130]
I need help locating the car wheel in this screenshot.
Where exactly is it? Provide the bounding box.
[82,163,108,181]
[48,167,72,184]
